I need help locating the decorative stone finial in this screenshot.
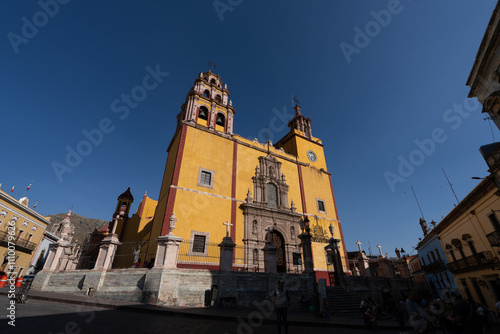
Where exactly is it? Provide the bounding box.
[281,173,286,182]
[246,189,252,203]
[329,223,334,238]
[299,218,305,233]
[290,200,296,213]
[169,213,177,234]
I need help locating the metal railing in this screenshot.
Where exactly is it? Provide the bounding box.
[422,259,446,274]
[447,251,499,274]
[0,230,36,251]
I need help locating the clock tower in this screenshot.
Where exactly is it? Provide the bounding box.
[275,104,327,171]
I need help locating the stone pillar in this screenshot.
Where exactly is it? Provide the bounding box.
[154,235,183,269]
[93,233,121,270]
[262,241,277,273]
[42,242,65,271]
[325,238,345,288]
[298,232,314,273]
[358,254,371,277]
[154,213,183,269]
[219,236,236,272]
[377,258,393,277]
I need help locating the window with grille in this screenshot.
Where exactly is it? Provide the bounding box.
[317,199,326,213]
[197,168,214,189]
[200,171,211,185]
[192,235,206,253]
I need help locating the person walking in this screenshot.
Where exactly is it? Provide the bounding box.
[273,280,290,334]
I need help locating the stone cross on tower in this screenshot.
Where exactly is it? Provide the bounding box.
[377,244,383,257]
[265,227,273,242]
[356,240,363,254]
[223,221,233,237]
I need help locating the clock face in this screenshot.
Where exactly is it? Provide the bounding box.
[306,150,317,162]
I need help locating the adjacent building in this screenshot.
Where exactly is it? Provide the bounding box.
[0,190,50,277]
[433,176,500,309]
[416,218,460,301]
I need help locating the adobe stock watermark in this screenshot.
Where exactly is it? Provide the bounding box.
[51,64,169,182]
[7,0,71,54]
[384,97,480,192]
[339,0,412,64]
[213,0,243,22]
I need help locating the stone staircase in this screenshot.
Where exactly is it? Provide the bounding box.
[325,286,363,316]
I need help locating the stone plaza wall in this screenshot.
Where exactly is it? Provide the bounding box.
[32,268,315,309]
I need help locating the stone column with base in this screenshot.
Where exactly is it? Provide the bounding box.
[42,242,66,271]
[154,213,183,269]
[298,219,314,273]
[325,224,345,288]
[219,221,236,272]
[93,233,121,270]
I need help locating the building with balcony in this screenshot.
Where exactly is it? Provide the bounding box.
[0,189,51,278]
[416,219,460,301]
[434,176,500,311]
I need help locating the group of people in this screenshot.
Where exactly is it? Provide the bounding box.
[361,291,497,334]
[406,291,495,334]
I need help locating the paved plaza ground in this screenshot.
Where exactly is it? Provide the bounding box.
[1,288,499,333]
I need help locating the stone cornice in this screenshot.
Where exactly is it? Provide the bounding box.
[467,2,500,96]
[275,130,324,149]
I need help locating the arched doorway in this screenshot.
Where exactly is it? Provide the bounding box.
[265,230,287,273]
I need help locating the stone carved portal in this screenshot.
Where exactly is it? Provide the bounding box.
[241,155,302,273]
[265,230,286,273]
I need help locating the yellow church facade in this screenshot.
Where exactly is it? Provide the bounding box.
[115,71,348,281]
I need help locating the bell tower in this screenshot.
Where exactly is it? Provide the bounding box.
[177,71,236,134]
[275,103,326,170]
[114,187,134,220]
[288,105,312,139]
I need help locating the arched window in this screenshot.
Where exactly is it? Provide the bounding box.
[198,106,209,120]
[463,234,477,255]
[267,183,278,208]
[203,90,210,98]
[211,79,216,85]
[215,95,222,103]
[216,113,225,126]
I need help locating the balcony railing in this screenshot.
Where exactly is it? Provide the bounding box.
[0,230,37,252]
[486,230,500,247]
[422,259,446,273]
[447,251,499,274]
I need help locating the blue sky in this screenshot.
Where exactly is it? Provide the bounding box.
[0,1,497,257]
